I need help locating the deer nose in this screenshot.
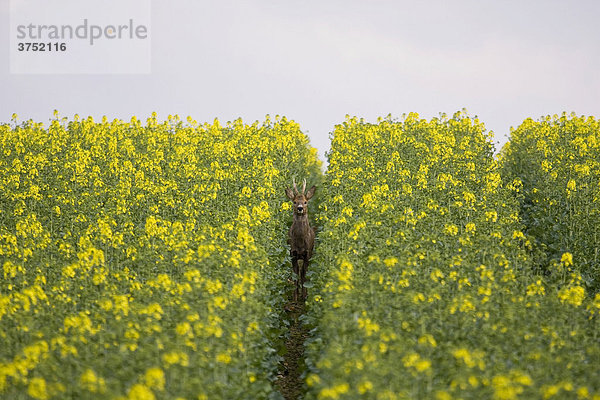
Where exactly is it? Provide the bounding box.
[297,205,304,212]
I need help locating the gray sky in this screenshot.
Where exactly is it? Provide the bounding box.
[2,0,599,164]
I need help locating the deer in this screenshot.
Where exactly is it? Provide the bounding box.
[285,178,316,301]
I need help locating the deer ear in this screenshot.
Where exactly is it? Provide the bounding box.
[285,188,295,200]
[305,185,316,200]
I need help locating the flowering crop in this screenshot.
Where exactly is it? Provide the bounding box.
[500,113,600,293]
[0,113,321,399]
[304,112,600,399]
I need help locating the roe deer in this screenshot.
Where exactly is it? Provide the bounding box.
[285,178,316,301]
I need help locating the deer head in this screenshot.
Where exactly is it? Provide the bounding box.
[285,178,316,216]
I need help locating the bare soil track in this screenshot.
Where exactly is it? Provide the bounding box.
[275,298,308,400]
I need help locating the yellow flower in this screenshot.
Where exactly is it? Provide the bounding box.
[560,252,573,267]
[216,352,232,364]
[306,373,320,387]
[436,391,452,400]
[144,368,165,391]
[318,383,349,399]
[444,224,459,236]
[402,352,432,375]
[80,369,106,393]
[357,380,373,394]
[176,322,192,336]
[383,257,397,267]
[357,314,380,336]
[558,285,585,306]
[27,377,48,400]
[128,383,155,400]
[418,334,437,347]
[526,280,546,296]
[162,351,189,367]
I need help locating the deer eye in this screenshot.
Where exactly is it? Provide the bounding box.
[304,201,307,204]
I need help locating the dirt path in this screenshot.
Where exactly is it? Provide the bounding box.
[275,297,308,400]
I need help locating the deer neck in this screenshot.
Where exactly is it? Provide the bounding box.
[293,212,309,224]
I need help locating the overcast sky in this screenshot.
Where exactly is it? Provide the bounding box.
[2,0,599,164]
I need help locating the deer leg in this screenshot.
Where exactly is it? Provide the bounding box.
[291,255,300,302]
[301,254,309,299]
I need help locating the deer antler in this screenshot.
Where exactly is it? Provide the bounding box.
[302,178,307,194]
[293,177,299,195]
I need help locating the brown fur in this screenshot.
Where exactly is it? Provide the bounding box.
[286,179,316,301]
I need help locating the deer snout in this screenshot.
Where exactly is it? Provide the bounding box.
[296,205,304,213]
